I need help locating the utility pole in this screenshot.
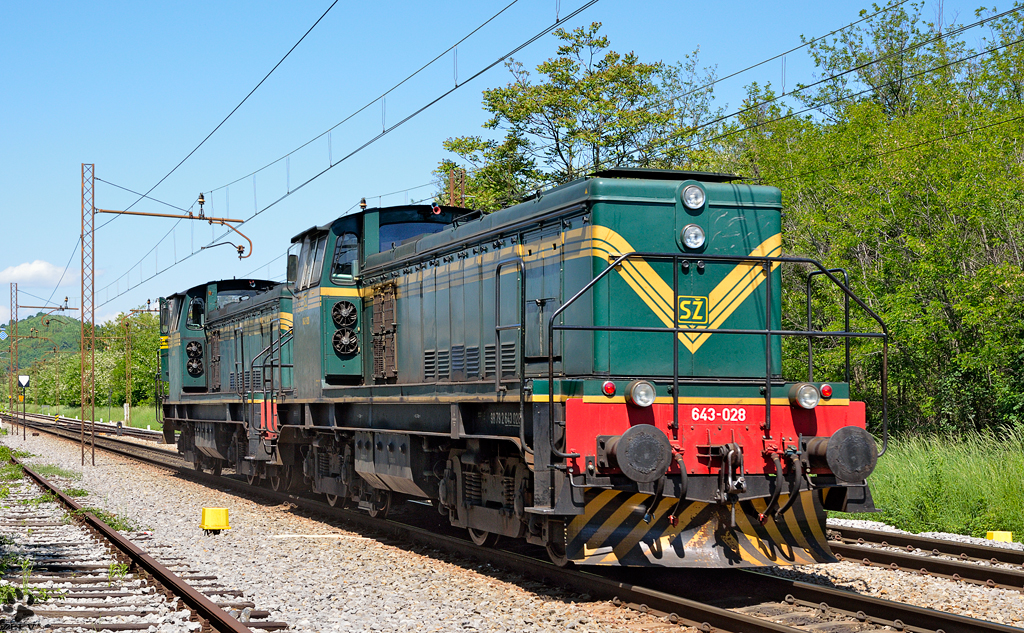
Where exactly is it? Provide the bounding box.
[448,168,466,207]
[124,314,132,423]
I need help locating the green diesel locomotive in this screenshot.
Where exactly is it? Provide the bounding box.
[160,168,887,567]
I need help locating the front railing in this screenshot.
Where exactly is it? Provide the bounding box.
[542,251,889,468]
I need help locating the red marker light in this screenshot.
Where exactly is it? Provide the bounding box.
[602,381,616,396]
[820,384,833,398]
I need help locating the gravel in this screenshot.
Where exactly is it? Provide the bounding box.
[1,432,681,633]
[8,430,1024,632]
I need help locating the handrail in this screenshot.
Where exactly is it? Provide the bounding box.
[546,251,889,468]
[249,319,293,435]
[494,257,531,455]
[807,268,851,383]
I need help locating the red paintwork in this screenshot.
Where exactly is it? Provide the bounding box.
[564,398,866,475]
[260,400,279,439]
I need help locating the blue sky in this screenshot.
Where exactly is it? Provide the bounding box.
[0,0,986,325]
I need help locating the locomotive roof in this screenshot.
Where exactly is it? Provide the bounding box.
[167,278,278,299]
[290,204,472,244]
[362,170,770,272]
[590,167,740,182]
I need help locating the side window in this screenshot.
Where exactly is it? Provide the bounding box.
[296,237,313,289]
[300,235,327,290]
[185,297,205,330]
[159,301,170,336]
[309,235,327,287]
[330,233,359,281]
[170,298,182,333]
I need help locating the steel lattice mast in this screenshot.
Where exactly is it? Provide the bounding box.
[81,164,96,465]
[8,283,16,418]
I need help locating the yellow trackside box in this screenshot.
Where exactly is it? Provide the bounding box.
[201,508,231,534]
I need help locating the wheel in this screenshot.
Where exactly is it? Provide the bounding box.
[269,475,283,491]
[212,463,223,477]
[546,540,570,567]
[367,489,391,518]
[467,527,499,547]
[325,493,338,507]
[192,454,204,473]
[246,473,257,486]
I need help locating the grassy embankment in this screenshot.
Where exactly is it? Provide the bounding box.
[837,428,1024,542]
[10,403,162,431]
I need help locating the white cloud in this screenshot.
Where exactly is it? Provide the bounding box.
[0,260,78,287]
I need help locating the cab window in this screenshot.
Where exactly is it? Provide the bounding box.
[380,222,447,251]
[185,297,205,330]
[299,234,328,290]
[160,301,170,335]
[330,232,359,281]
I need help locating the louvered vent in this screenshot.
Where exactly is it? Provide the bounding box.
[436,349,451,381]
[500,342,517,376]
[450,345,466,375]
[465,346,480,377]
[483,344,496,377]
[229,372,236,390]
[423,350,437,381]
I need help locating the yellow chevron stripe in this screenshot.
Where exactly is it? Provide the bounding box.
[587,227,782,354]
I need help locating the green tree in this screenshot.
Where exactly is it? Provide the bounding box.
[435,23,721,209]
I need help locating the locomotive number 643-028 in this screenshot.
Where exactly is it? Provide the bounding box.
[690,406,747,422]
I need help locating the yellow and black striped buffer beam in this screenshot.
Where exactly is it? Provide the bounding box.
[565,489,835,567]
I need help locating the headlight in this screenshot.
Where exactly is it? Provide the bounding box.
[789,383,820,409]
[682,185,705,209]
[627,380,656,407]
[681,224,706,249]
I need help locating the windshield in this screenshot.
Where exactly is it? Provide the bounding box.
[379,222,447,251]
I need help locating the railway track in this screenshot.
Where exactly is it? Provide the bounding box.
[4,411,164,443]
[2,452,286,631]
[828,525,1024,591]
[5,412,1023,633]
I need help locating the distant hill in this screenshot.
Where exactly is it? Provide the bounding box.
[2,313,81,371]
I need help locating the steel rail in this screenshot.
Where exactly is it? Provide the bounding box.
[9,413,788,633]
[13,411,163,442]
[830,542,1024,590]
[12,412,1023,633]
[748,570,1024,633]
[830,525,1024,567]
[11,458,259,633]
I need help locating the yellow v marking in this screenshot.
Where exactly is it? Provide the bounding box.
[587,227,782,354]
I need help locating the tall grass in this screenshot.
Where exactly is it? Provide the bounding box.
[849,428,1024,541]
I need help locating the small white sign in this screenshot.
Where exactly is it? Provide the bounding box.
[17,375,29,389]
